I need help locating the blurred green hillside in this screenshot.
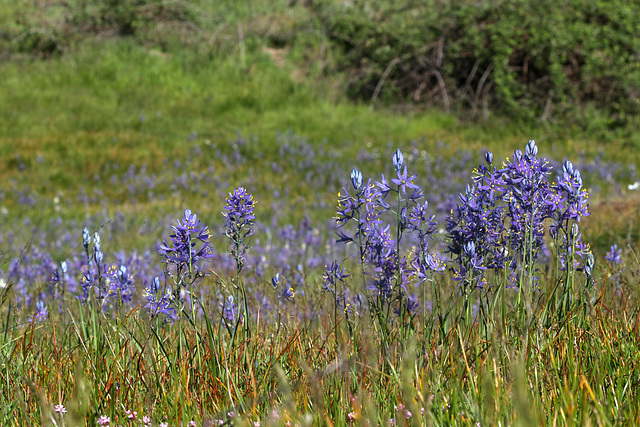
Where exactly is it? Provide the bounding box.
[0,0,638,255]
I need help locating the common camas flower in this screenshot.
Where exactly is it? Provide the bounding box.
[159,209,213,270]
[223,187,256,273]
[333,149,439,329]
[605,244,622,265]
[158,209,213,292]
[143,276,177,320]
[446,140,593,302]
[157,209,212,319]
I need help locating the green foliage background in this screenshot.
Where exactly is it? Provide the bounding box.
[313,0,640,128]
[4,0,640,132]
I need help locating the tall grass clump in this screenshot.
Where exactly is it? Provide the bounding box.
[1,140,639,425]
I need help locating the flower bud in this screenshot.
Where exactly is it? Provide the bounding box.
[484,151,493,165]
[393,149,404,172]
[350,169,363,190]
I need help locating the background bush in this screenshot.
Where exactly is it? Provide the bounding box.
[311,0,640,128]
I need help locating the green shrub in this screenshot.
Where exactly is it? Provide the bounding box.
[310,0,640,127]
[68,0,197,36]
[0,0,201,57]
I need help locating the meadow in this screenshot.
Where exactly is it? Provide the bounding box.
[1,0,640,425]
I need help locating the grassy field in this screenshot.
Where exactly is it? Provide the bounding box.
[1,38,638,253]
[1,1,640,426]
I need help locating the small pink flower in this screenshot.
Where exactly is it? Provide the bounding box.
[188,422,197,427]
[254,422,261,427]
[125,410,137,420]
[97,415,111,426]
[215,420,224,426]
[142,415,151,425]
[159,423,168,427]
[227,412,235,418]
[347,411,357,422]
[421,407,425,415]
[54,404,67,414]
[390,418,396,427]
[404,411,412,419]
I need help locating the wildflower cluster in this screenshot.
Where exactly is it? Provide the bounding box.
[143,276,177,320]
[322,261,349,300]
[77,229,104,303]
[102,264,134,305]
[549,160,593,275]
[446,140,592,315]
[333,149,443,330]
[77,229,134,309]
[158,209,213,296]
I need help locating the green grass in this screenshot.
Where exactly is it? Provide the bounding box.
[1,35,638,256]
[2,244,640,426]
[3,37,639,255]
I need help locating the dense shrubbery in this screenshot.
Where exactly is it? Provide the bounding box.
[69,0,197,36]
[311,0,640,127]
[1,0,202,57]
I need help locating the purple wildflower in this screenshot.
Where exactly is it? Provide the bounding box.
[280,281,295,301]
[159,209,213,268]
[158,209,212,298]
[143,277,177,320]
[392,166,419,194]
[375,174,392,199]
[223,187,256,273]
[31,300,48,323]
[102,264,135,305]
[322,261,350,294]
[272,273,295,302]
[605,244,622,265]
